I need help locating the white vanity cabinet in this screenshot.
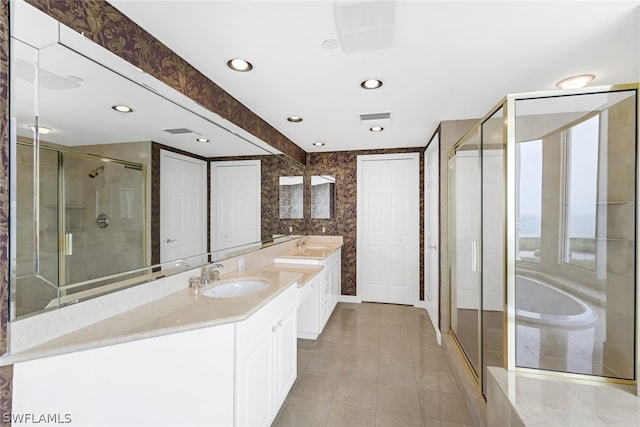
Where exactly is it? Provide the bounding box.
[295,248,342,339]
[235,284,297,427]
[12,324,236,427]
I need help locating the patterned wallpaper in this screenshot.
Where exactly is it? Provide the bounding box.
[24,0,306,166]
[0,0,11,420]
[213,150,426,299]
[306,149,425,298]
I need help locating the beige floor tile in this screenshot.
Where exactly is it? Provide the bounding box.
[376,409,425,427]
[305,354,345,378]
[345,343,380,364]
[377,384,423,417]
[423,418,473,427]
[333,376,378,409]
[418,389,472,424]
[326,403,376,427]
[415,370,460,394]
[273,397,331,427]
[291,373,339,402]
[298,348,314,375]
[380,344,414,367]
[378,363,418,388]
[338,360,379,380]
[298,338,320,350]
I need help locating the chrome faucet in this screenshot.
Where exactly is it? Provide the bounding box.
[297,237,308,249]
[175,259,191,270]
[201,263,224,285]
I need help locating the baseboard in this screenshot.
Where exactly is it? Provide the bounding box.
[297,331,319,340]
[413,302,442,345]
[338,295,362,303]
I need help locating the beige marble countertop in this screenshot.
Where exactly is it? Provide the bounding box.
[2,267,302,365]
[4,236,343,366]
[274,241,342,261]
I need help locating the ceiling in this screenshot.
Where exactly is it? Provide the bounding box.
[108,0,640,153]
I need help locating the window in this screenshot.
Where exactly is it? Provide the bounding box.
[564,115,599,270]
[516,139,542,263]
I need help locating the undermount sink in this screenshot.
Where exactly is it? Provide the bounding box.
[201,279,270,298]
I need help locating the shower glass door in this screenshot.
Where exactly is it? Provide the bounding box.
[449,129,482,377]
[61,152,146,300]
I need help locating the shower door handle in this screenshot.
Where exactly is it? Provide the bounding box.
[471,240,478,272]
[166,238,178,244]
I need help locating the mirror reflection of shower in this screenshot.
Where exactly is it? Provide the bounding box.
[13,142,146,318]
[88,165,104,178]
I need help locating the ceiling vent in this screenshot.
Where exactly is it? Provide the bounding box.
[360,112,391,127]
[333,1,395,53]
[163,128,193,134]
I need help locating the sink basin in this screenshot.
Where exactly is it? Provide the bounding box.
[304,245,331,250]
[201,279,269,298]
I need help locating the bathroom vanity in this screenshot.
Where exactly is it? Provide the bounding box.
[6,235,343,427]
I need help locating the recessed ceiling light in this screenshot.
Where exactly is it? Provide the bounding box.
[287,116,303,123]
[556,74,595,90]
[361,79,383,89]
[227,58,253,72]
[196,137,210,143]
[313,142,325,147]
[112,105,133,113]
[370,126,384,132]
[27,125,53,134]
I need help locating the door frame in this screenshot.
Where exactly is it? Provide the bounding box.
[356,152,420,305]
[159,149,208,264]
[425,133,442,344]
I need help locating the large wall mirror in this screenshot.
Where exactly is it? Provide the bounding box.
[9,1,304,319]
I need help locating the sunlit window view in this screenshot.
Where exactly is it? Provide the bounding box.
[564,115,599,270]
[516,139,542,263]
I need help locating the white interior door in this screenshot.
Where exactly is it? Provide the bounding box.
[357,153,419,305]
[211,160,261,253]
[425,138,441,343]
[160,150,207,264]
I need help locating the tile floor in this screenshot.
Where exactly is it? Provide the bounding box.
[273,302,474,427]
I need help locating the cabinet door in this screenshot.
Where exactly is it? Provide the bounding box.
[297,279,320,338]
[275,303,297,407]
[236,326,275,427]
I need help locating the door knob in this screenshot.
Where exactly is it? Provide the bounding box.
[166,238,177,244]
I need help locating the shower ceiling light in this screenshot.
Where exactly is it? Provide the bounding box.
[556,74,595,90]
[361,79,383,89]
[287,116,303,123]
[196,137,210,143]
[369,126,384,132]
[313,142,325,146]
[112,105,133,113]
[227,58,253,72]
[27,125,53,134]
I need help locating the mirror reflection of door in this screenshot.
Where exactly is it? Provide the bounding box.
[211,160,261,254]
[160,150,207,264]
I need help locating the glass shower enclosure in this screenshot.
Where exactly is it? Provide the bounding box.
[14,142,146,318]
[448,84,638,396]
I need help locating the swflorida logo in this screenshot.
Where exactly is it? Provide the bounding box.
[2,413,72,424]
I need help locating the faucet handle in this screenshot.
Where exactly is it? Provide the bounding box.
[189,277,201,288]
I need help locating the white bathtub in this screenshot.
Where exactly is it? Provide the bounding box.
[515,275,597,328]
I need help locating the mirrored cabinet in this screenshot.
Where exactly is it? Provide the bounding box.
[279,176,304,219]
[311,175,335,219]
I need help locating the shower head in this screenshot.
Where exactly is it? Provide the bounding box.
[88,165,104,178]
